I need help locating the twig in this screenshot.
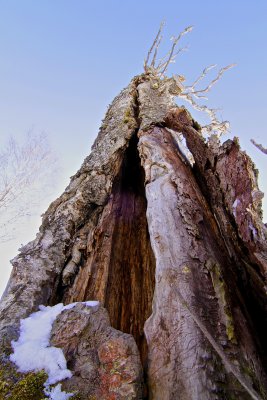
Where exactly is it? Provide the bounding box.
[151,34,163,68]
[144,21,165,72]
[190,64,236,98]
[251,139,267,155]
[144,23,193,76]
[159,26,193,76]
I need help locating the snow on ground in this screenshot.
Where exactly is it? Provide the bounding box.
[10,301,99,400]
[44,383,73,400]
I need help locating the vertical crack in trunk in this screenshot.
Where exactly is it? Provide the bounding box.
[104,133,156,362]
[63,133,156,363]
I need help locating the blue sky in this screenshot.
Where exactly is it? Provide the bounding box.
[0,0,266,293]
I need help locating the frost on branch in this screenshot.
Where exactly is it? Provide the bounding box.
[143,22,235,137]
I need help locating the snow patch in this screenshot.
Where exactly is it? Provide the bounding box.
[10,300,99,399]
[44,383,73,400]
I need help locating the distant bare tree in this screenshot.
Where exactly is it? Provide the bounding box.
[0,132,58,242]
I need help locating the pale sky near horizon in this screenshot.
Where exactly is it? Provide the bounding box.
[0,0,266,295]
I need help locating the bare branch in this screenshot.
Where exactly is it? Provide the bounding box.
[151,34,163,68]
[144,23,193,76]
[156,46,188,72]
[144,21,165,72]
[159,25,193,76]
[144,23,235,137]
[191,64,236,98]
[251,139,267,155]
[172,62,235,136]
[187,64,217,92]
[179,87,230,135]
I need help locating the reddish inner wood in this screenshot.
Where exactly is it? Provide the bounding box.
[64,135,156,362]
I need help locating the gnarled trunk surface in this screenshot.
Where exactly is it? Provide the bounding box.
[0,75,267,400]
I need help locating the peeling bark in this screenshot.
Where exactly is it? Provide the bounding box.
[50,303,143,399]
[139,125,267,399]
[0,74,267,400]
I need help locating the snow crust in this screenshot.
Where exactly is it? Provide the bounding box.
[10,300,99,399]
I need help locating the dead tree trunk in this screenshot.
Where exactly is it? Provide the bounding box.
[0,74,267,400]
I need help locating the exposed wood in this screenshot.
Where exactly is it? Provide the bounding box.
[0,74,267,400]
[138,125,267,399]
[63,135,156,362]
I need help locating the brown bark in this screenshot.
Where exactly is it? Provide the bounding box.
[0,75,267,399]
[139,124,267,399]
[63,135,156,362]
